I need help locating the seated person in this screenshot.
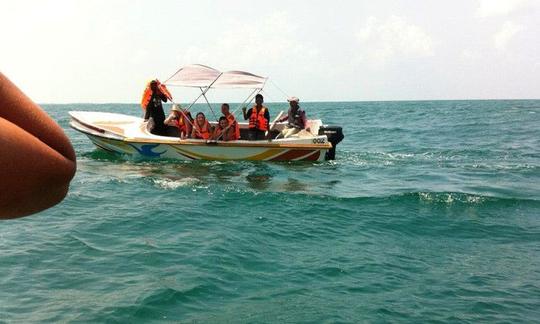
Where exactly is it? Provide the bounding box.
[164,104,193,139]
[212,116,236,141]
[191,112,212,140]
[221,103,240,140]
[277,96,309,138]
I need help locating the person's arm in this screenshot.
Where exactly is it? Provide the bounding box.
[265,109,270,130]
[0,73,76,219]
[159,91,168,103]
[278,111,288,123]
[242,107,250,120]
[164,113,177,126]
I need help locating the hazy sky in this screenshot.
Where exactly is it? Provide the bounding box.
[1,0,539,103]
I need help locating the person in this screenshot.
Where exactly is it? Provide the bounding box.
[141,79,172,136]
[164,104,193,139]
[0,73,77,219]
[277,96,309,138]
[212,116,236,141]
[191,112,212,140]
[221,103,240,140]
[242,93,270,140]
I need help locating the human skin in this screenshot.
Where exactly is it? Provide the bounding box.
[0,73,76,219]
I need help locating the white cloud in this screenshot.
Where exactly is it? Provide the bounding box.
[176,12,315,70]
[494,21,525,49]
[356,16,434,65]
[476,0,530,18]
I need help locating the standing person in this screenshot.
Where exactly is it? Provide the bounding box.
[242,93,270,140]
[141,79,171,136]
[191,112,212,140]
[277,96,309,138]
[221,103,240,140]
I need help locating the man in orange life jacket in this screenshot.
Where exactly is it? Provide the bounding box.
[143,80,169,136]
[242,93,270,140]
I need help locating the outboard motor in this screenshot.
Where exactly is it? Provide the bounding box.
[319,126,344,160]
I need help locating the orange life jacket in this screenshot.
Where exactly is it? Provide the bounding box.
[226,113,240,140]
[158,83,172,101]
[193,120,211,140]
[174,117,188,135]
[140,80,172,109]
[213,126,235,141]
[248,106,268,131]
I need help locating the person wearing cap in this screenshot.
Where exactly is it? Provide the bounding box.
[164,104,193,139]
[242,93,270,140]
[277,96,309,138]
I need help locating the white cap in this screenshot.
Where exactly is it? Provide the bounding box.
[171,104,182,112]
[287,96,300,103]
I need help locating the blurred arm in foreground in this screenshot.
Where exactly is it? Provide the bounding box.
[0,73,76,219]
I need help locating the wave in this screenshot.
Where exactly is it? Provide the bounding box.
[350,191,539,205]
[249,190,540,207]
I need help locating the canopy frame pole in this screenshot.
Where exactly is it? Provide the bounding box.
[167,73,223,139]
[184,73,223,113]
[199,87,219,121]
[229,78,267,118]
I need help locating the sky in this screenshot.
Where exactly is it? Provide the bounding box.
[1,0,539,103]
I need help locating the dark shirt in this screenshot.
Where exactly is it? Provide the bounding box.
[279,106,306,129]
[144,92,168,134]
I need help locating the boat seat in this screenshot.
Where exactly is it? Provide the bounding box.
[305,119,322,136]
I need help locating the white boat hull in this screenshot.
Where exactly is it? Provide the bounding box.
[70,111,332,162]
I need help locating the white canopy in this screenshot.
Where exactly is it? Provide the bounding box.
[164,64,267,89]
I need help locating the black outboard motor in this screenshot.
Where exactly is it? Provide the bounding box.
[319,126,344,160]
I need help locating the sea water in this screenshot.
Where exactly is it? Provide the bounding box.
[1,100,539,322]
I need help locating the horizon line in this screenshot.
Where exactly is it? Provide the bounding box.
[39,98,540,105]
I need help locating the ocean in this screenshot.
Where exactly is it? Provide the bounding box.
[1,100,539,322]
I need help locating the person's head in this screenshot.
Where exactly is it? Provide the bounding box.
[196,112,206,125]
[150,80,158,91]
[255,94,264,106]
[288,96,300,109]
[218,116,228,128]
[171,104,182,116]
[221,103,230,115]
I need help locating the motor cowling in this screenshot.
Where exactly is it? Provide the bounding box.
[319,126,344,160]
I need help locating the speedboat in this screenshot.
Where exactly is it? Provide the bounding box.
[69,64,344,161]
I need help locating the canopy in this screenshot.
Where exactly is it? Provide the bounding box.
[164,64,267,89]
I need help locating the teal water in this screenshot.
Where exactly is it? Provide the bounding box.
[1,100,540,322]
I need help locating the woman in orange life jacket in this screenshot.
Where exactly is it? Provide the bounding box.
[242,93,270,141]
[191,112,212,140]
[221,103,240,140]
[141,79,171,136]
[212,116,236,141]
[164,104,193,139]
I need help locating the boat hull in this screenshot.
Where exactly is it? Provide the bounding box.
[70,111,330,162]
